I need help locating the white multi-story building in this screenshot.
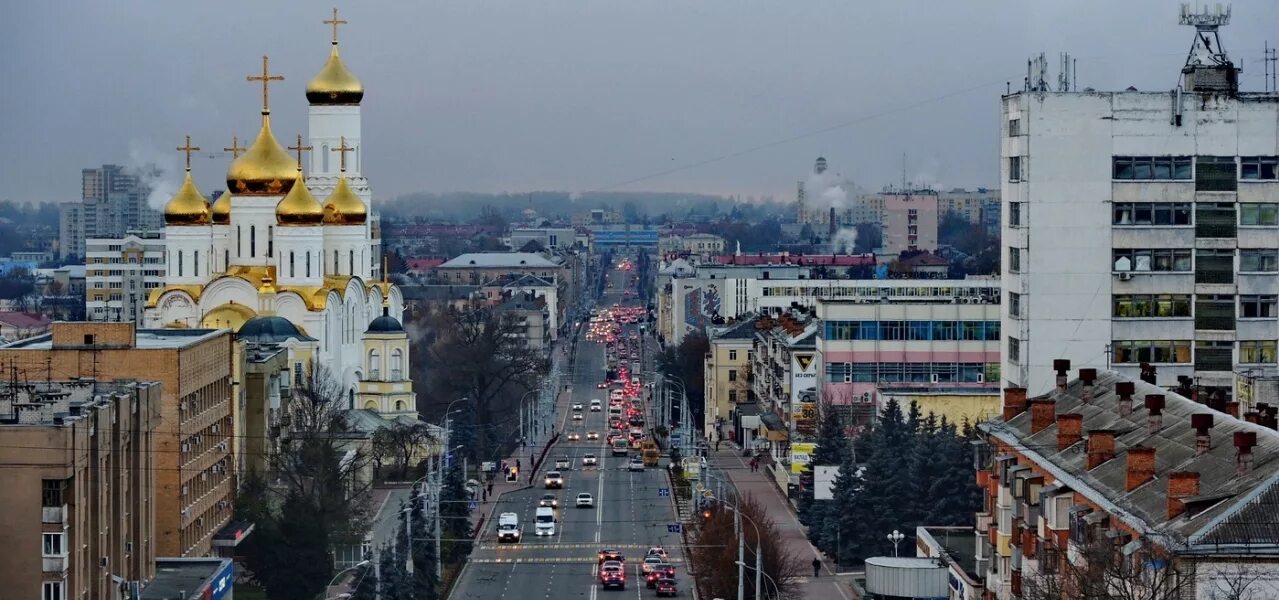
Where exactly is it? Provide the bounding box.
[1001,13,1279,403]
[85,232,166,324]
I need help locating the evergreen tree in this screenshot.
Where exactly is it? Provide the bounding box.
[905,400,922,438]
[348,555,379,600]
[925,421,982,526]
[440,460,474,564]
[905,412,947,528]
[800,403,850,552]
[273,491,334,600]
[378,542,411,600]
[401,486,440,599]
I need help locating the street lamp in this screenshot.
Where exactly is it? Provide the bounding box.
[320,559,369,599]
[887,529,905,557]
[734,560,780,600]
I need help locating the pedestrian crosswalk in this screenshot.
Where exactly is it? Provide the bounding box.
[476,542,650,552]
[469,556,686,565]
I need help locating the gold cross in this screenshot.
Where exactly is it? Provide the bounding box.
[176,135,200,171]
[224,135,246,159]
[324,7,348,45]
[288,134,313,169]
[333,136,355,172]
[246,55,284,113]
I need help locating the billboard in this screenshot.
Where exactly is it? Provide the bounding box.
[814,465,839,500]
[791,352,818,404]
[790,442,816,474]
[682,283,720,333]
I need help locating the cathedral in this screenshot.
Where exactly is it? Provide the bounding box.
[144,11,414,417]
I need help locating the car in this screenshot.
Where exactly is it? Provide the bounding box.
[645,564,675,588]
[582,453,598,466]
[597,382,608,389]
[538,493,558,508]
[586,431,599,440]
[600,563,626,590]
[629,458,645,472]
[575,493,594,508]
[573,412,583,421]
[645,547,669,562]
[598,549,624,565]
[544,471,564,489]
[641,555,664,574]
[567,431,581,442]
[554,456,571,469]
[655,578,677,597]
[572,402,583,411]
[590,400,602,412]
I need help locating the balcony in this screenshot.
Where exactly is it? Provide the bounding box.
[1195,222,1237,239]
[1194,348,1233,372]
[42,555,67,573]
[42,505,66,524]
[1195,269,1234,284]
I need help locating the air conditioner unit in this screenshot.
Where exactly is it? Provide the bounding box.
[100,556,109,567]
[125,542,132,553]
[861,392,872,403]
[1118,272,1133,281]
[977,373,985,383]
[930,374,940,383]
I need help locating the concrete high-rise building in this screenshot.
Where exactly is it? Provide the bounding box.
[59,165,163,260]
[0,323,236,558]
[882,190,940,255]
[0,380,160,600]
[85,232,166,325]
[1001,9,1278,403]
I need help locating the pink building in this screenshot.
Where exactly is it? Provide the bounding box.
[882,191,939,255]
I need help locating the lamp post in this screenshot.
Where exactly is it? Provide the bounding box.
[734,560,780,600]
[887,529,905,557]
[320,559,369,600]
[436,443,464,579]
[707,496,762,600]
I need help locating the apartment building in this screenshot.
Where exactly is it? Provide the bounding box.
[977,365,1279,599]
[815,296,1002,429]
[0,380,160,600]
[749,309,818,483]
[1,323,236,558]
[659,233,727,256]
[85,232,166,325]
[1000,16,1279,401]
[882,190,940,255]
[59,165,162,260]
[704,317,758,446]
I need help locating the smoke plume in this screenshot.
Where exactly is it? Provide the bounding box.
[831,228,858,254]
[126,140,183,211]
[805,169,848,210]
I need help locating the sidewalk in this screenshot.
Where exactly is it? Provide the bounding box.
[707,444,856,600]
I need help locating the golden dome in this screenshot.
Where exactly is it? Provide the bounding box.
[210,189,232,224]
[164,171,211,226]
[226,115,298,196]
[322,175,367,225]
[306,44,363,105]
[276,167,324,226]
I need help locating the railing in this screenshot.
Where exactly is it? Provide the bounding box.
[1194,349,1233,372]
[1195,222,1237,239]
[1194,315,1235,331]
[1195,269,1234,284]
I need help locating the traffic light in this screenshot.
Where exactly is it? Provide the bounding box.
[701,508,712,519]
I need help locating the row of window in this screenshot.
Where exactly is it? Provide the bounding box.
[1110,156,1278,181]
[1111,202,1279,227]
[1112,294,1277,318]
[825,361,998,384]
[1109,339,1278,365]
[1108,248,1279,273]
[823,320,1001,342]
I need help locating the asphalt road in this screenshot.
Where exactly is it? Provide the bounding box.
[451,260,686,600]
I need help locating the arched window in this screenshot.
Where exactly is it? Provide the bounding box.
[267,225,274,257]
[224,250,229,271]
[178,250,184,277]
[236,226,241,256]
[349,250,355,276]
[395,400,405,412]
[334,250,339,275]
[289,252,295,278]
[249,225,256,257]
[391,349,403,380]
[369,349,381,380]
[322,144,330,172]
[193,250,199,277]
[305,252,311,278]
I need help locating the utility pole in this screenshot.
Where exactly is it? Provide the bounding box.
[736,508,745,600]
[436,421,446,579]
[755,539,762,600]
[405,504,414,575]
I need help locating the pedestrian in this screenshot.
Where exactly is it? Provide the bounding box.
[482,488,487,502]
[516,459,522,470]
[812,557,821,577]
[715,439,721,451]
[487,482,494,495]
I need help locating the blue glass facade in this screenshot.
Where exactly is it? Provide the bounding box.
[823,320,1000,341]
[591,228,659,248]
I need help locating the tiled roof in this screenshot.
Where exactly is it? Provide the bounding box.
[982,370,1279,548]
[0,312,51,328]
[711,253,875,266]
[710,317,761,340]
[438,252,560,269]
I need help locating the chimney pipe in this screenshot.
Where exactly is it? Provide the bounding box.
[1235,431,1257,476]
[1079,369,1097,403]
[1245,411,1260,425]
[1003,387,1028,422]
[1053,359,1071,392]
[1265,405,1278,430]
[1225,401,1241,419]
[1116,381,1136,417]
[1125,446,1157,492]
[1087,430,1116,470]
[1191,413,1214,455]
[1030,400,1056,434]
[1056,413,1083,451]
[1145,394,1166,435]
[1139,362,1157,385]
[1167,471,1201,520]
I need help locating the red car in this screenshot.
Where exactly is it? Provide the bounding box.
[646,564,676,587]
[600,563,626,590]
[655,578,677,597]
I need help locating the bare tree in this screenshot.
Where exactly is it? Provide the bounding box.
[371,421,436,480]
[688,493,806,600]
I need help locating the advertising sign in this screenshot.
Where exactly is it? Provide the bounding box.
[789,442,817,474]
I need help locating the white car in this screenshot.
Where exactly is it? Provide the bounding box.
[572,402,584,411]
[642,555,664,574]
[573,412,583,421]
[582,454,598,466]
[575,493,595,508]
[555,456,571,469]
[629,458,645,472]
[544,471,564,489]
[590,400,602,412]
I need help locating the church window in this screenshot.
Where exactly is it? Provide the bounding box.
[395,401,405,411]
[369,349,381,380]
[267,226,273,257]
[349,250,354,276]
[334,250,339,275]
[289,252,295,278]
[322,144,330,172]
[305,253,311,278]
[193,250,199,277]
[224,250,229,271]
[178,251,184,277]
[250,226,256,258]
[391,349,403,380]
[237,226,242,257]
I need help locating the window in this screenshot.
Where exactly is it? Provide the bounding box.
[728,369,737,382]
[826,362,851,384]
[1009,247,1022,272]
[42,479,65,507]
[1195,295,1236,331]
[932,320,958,341]
[1240,295,1278,318]
[391,349,403,380]
[1240,340,1278,364]
[1008,337,1020,363]
[1112,156,1192,180]
[305,252,312,278]
[334,250,339,274]
[1196,202,1236,238]
[42,532,65,556]
[1008,118,1021,136]
[1240,156,1279,180]
[728,390,737,403]
[250,225,256,257]
[1112,340,1193,364]
[1240,249,1279,273]
[1195,340,1234,371]
[1113,249,1192,272]
[1196,156,1237,192]
[42,581,64,600]
[1112,202,1192,226]
[1113,294,1192,318]
[267,225,274,257]
[193,250,199,277]
[1009,292,1021,317]
[1197,249,1235,283]
[237,226,242,256]
[369,349,381,380]
[350,250,355,275]
[1009,202,1021,227]
[1240,203,1279,226]
[729,350,737,361]
[289,252,295,278]
[177,250,184,277]
[1008,156,1023,182]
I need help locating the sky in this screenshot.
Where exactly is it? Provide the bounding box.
[4,0,1279,206]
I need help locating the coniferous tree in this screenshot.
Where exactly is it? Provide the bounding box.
[273,492,334,600]
[440,460,474,564]
[401,486,441,599]
[378,542,411,600]
[825,435,863,564]
[925,421,982,526]
[800,403,849,551]
[347,555,379,600]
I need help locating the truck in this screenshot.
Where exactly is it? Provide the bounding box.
[497,512,521,543]
[641,440,660,467]
[611,438,629,457]
[534,506,556,536]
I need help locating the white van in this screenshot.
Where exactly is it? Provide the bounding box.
[590,399,603,412]
[497,512,521,543]
[535,506,556,536]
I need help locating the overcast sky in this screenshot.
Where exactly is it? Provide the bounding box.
[5,0,1279,205]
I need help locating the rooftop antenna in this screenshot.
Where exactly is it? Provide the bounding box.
[1264,41,1277,92]
[1026,52,1051,92]
[1178,3,1238,93]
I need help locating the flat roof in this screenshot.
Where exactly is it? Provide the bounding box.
[141,558,232,600]
[2,328,224,350]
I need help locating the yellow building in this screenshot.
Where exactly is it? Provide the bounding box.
[703,318,759,441]
[877,389,1000,428]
